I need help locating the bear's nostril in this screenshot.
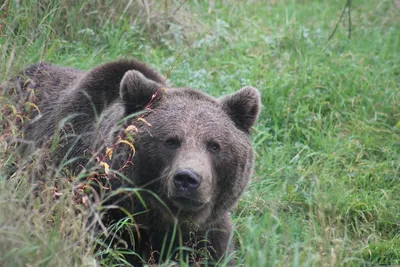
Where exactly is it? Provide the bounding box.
[173,169,201,191]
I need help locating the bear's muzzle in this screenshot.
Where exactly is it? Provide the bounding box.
[173,168,201,191]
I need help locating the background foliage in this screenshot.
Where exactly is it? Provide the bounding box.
[1,0,399,266]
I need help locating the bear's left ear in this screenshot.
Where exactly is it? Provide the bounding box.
[220,86,261,133]
[120,70,163,114]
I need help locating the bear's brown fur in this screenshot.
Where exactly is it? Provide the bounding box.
[9,60,260,265]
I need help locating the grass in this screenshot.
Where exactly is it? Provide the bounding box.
[1,0,399,266]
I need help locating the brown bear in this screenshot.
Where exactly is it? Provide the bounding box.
[9,60,260,266]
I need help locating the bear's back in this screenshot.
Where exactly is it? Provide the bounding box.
[20,63,84,104]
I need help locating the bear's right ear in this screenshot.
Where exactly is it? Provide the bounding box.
[220,86,261,133]
[120,70,163,114]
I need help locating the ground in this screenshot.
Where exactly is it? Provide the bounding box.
[0,0,399,266]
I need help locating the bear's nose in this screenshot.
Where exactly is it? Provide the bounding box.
[173,169,201,191]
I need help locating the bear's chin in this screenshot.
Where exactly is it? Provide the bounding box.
[166,200,213,226]
[170,196,206,212]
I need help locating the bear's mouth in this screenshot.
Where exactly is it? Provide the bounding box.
[171,196,205,211]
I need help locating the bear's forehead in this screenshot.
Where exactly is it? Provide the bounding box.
[165,88,217,102]
[145,89,242,136]
[159,98,225,122]
[161,90,225,119]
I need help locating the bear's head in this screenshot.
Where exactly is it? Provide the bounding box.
[118,70,260,227]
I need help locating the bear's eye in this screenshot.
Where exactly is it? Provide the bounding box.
[207,141,220,153]
[164,137,181,149]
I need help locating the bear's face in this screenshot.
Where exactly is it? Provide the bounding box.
[119,71,260,225]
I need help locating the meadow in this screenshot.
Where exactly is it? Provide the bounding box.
[0,0,399,266]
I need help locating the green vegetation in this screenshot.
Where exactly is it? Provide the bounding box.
[1,0,399,266]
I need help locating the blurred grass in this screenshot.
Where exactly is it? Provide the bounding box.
[1,0,400,266]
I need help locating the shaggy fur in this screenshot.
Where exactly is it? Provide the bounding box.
[10,59,261,266]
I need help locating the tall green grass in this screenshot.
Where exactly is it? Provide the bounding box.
[1,0,399,266]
